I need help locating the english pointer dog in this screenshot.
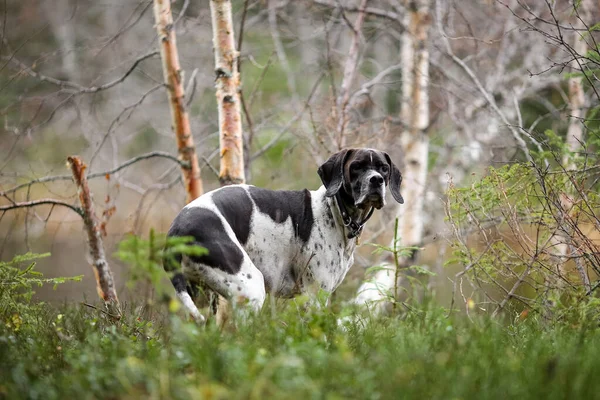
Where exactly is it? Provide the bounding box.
[166,148,403,322]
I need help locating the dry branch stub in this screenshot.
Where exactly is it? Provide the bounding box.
[67,156,120,318]
[153,0,203,203]
[210,0,245,186]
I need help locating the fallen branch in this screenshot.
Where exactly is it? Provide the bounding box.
[67,156,121,318]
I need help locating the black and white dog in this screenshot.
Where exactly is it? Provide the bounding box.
[166,148,403,322]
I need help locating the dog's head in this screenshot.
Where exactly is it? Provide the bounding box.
[317,148,403,209]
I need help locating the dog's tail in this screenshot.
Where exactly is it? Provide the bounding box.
[163,233,206,323]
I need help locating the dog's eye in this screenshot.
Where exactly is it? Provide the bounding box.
[381,164,389,173]
[350,163,361,172]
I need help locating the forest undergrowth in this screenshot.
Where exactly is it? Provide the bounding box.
[1,251,600,400]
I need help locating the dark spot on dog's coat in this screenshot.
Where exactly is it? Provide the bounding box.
[167,206,244,274]
[248,187,314,243]
[212,187,253,245]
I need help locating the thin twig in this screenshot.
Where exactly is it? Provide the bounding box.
[1,151,187,198]
[251,72,325,161]
[173,0,190,27]
[89,84,164,166]
[3,51,159,94]
[0,198,83,217]
[312,0,404,26]
[82,302,121,320]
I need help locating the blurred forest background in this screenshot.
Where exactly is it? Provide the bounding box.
[1,0,598,316]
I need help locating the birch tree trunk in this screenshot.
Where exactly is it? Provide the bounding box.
[210,0,245,186]
[356,0,432,310]
[564,1,590,168]
[555,0,592,290]
[210,0,245,325]
[153,0,204,204]
[68,156,120,318]
[336,0,368,148]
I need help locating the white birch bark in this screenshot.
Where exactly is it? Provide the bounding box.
[564,1,591,168]
[336,0,369,148]
[556,0,592,290]
[44,0,79,82]
[210,0,245,186]
[356,0,432,309]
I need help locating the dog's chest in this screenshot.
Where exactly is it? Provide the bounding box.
[243,191,355,296]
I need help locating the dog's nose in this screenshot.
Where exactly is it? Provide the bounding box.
[370,175,384,187]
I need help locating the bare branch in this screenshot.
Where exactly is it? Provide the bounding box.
[0,198,83,217]
[435,0,536,164]
[1,151,186,198]
[311,0,403,26]
[94,1,153,56]
[251,72,325,161]
[3,51,159,94]
[348,63,403,107]
[89,84,164,166]
[173,0,191,27]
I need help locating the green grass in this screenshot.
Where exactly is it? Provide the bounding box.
[2,252,599,399]
[2,296,600,400]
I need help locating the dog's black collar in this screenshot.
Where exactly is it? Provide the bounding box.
[334,192,375,239]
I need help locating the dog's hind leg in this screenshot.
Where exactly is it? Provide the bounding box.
[186,254,267,322]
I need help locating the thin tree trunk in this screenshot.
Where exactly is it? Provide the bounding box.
[555,0,592,291]
[268,0,297,99]
[398,0,430,255]
[564,2,590,168]
[67,156,120,318]
[210,0,245,186]
[45,0,79,82]
[356,0,431,310]
[153,0,203,204]
[210,0,245,325]
[336,0,368,148]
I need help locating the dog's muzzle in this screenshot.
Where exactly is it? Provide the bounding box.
[355,172,386,209]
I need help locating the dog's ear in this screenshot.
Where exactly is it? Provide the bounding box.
[318,149,353,197]
[383,152,404,204]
